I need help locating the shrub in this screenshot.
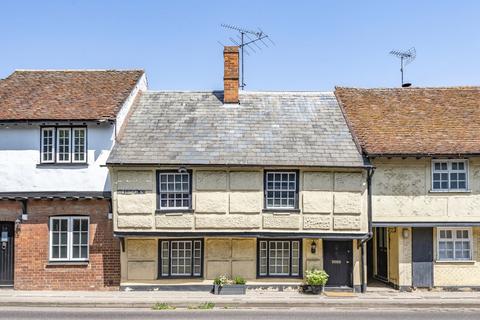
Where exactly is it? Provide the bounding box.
[304,269,329,286]
[152,302,176,310]
[213,275,229,286]
[233,276,246,285]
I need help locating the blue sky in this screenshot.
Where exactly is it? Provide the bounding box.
[1,1,479,90]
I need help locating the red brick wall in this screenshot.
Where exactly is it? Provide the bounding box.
[7,199,120,290]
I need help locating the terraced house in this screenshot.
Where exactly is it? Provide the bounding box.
[0,70,146,289]
[337,87,480,291]
[108,47,372,292]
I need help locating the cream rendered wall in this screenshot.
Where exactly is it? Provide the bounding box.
[433,227,480,287]
[372,158,480,222]
[111,167,368,234]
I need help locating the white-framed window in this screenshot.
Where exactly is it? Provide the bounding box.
[157,171,191,210]
[437,228,472,261]
[265,171,298,209]
[40,127,87,164]
[41,127,55,163]
[49,216,89,261]
[72,128,87,163]
[432,160,468,191]
[159,239,203,277]
[258,239,301,277]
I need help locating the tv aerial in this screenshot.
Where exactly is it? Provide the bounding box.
[219,24,274,90]
[389,47,416,87]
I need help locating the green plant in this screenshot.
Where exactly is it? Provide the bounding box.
[213,274,229,286]
[189,302,215,310]
[233,276,246,285]
[152,302,176,310]
[304,269,329,286]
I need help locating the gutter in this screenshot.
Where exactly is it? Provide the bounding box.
[357,165,375,293]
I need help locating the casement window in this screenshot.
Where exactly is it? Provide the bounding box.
[41,128,55,163]
[49,216,89,261]
[264,171,299,209]
[157,171,192,211]
[437,228,472,261]
[432,160,468,191]
[40,127,87,164]
[158,239,203,278]
[258,239,302,277]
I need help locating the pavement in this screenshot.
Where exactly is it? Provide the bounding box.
[1,288,480,309]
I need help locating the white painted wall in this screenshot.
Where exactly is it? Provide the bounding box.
[0,124,114,192]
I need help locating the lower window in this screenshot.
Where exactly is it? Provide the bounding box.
[49,216,89,261]
[159,239,203,278]
[258,239,302,277]
[437,228,472,261]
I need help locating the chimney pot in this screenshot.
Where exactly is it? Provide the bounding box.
[223,46,239,104]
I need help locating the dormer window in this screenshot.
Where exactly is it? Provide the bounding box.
[41,127,87,164]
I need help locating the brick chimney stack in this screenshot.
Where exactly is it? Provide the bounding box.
[223,46,239,104]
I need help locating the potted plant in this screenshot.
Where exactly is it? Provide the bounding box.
[301,269,329,294]
[213,275,247,295]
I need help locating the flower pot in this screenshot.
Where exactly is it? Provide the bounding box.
[301,284,325,294]
[213,284,246,295]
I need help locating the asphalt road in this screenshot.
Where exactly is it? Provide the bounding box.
[0,307,479,320]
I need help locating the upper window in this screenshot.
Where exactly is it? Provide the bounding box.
[437,228,472,261]
[432,160,468,191]
[159,239,203,278]
[157,171,192,211]
[49,216,89,262]
[258,239,301,277]
[264,171,298,209]
[41,127,87,164]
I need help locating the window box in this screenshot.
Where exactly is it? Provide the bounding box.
[213,284,246,295]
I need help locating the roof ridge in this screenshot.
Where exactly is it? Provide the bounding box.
[14,69,144,72]
[336,86,480,91]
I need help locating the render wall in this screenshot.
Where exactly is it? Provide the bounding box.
[111,168,368,234]
[372,158,480,222]
[121,237,362,286]
[0,124,114,192]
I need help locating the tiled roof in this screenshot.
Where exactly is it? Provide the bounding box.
[0,70,144,121]
[335,87,480,156]
[108,91,365,167]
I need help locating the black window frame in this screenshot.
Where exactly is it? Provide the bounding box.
[157,238,204,279]
[256,238,303,278]
[263,170,300,212]
[39,126,88,164]
[156,170,193,213]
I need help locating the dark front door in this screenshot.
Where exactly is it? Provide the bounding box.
[0,223,14,286]
[323,240,352,287]
[376,227,388,280]
[412,227,433,288]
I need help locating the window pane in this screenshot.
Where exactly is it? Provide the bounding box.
[265,172,297,208]
[158,173,190,209]
[73,128,86,162]
[41,128,54,162]
[57,128,71,162]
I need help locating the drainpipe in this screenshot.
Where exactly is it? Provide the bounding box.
[358,166,375,293]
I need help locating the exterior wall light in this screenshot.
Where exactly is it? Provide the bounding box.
[402,228,410,239]
[311,240,317,254]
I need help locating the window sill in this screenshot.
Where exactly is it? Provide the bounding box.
[435,260,475,264]
[37,163,88,168]
[46,261,89,267]
[262,209,301,214]
[429,189,471,194]
[156,209,194,215]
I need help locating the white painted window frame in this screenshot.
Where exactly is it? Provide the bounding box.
[431,159,469,191]
[49,216,90,262]
[436,227,472,261]
[40,127,55,163]
[72,127,87,163]
[259,239,301,277]
[159,239,202,277]
[265,171,297,209]
[158,172,191,210]
[56,127,72,163]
